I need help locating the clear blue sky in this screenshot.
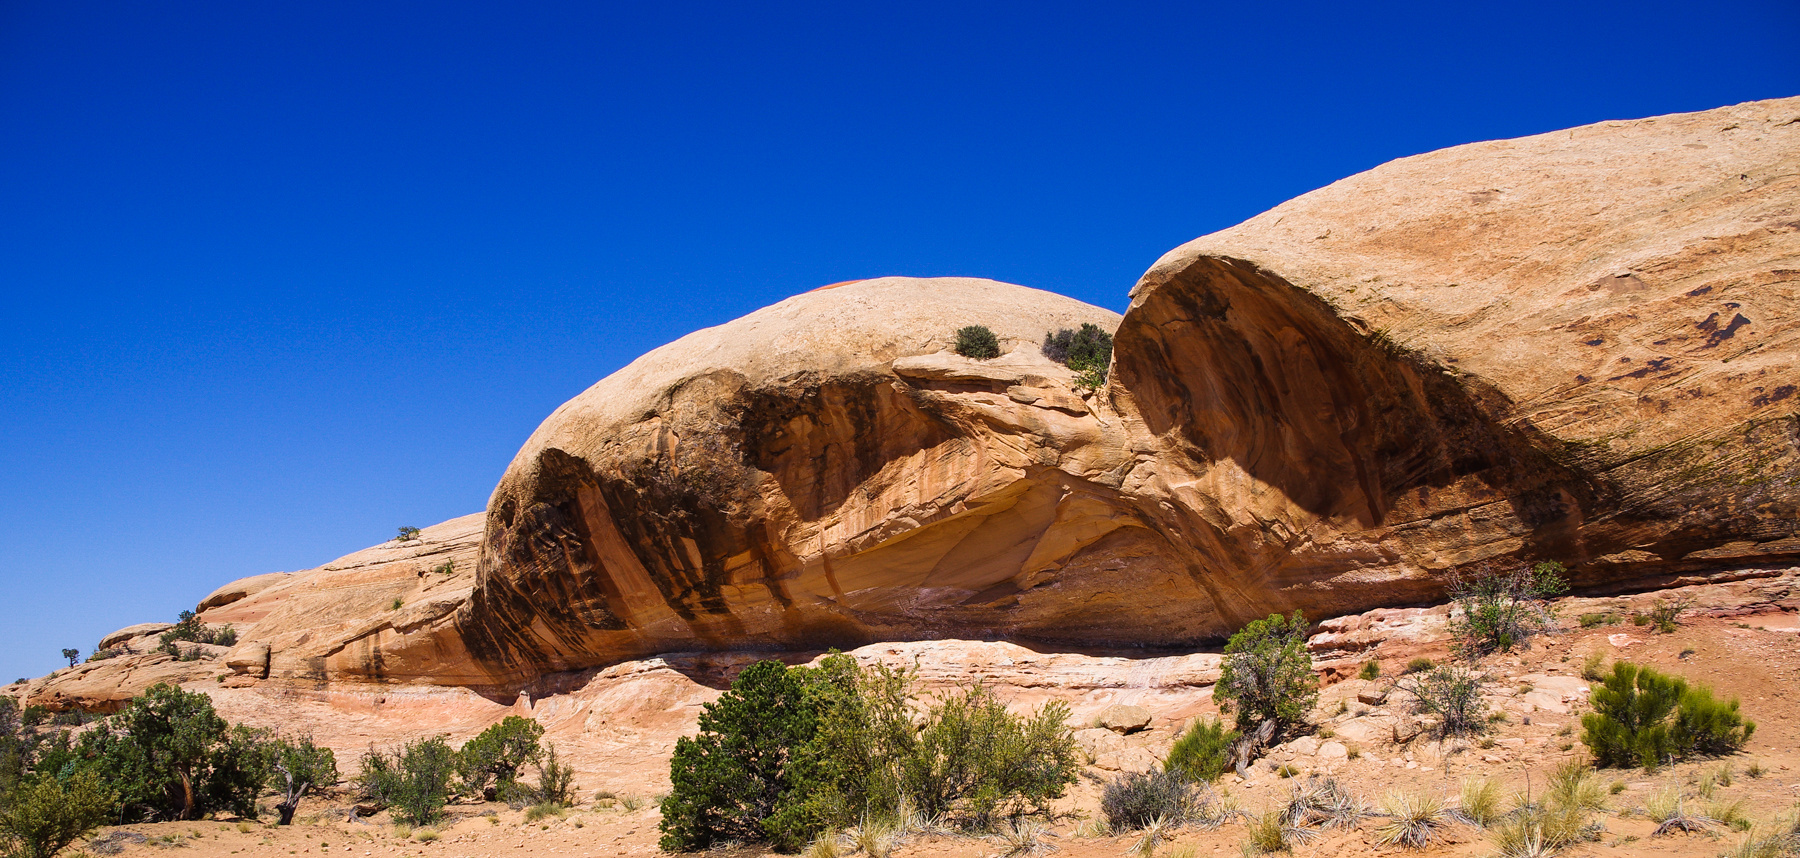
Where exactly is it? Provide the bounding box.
[1,1,1794,684]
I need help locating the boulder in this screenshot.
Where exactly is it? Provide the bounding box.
[225,642,271,679]
[1073,727,1126,758]
[1092,748,1160,773]
[98,623,173,652]
[1096,704,1153,734]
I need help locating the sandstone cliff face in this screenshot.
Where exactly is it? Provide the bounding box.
[1112,95,1800,616]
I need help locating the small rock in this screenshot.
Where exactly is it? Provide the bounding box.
[1074,727,1126,758]
[1096,704,1153,734]
[1523,691,1569,714]
[1093,748,1159,773]
[1318,741,1348,761]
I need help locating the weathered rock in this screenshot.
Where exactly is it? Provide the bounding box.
[1096,704,1153,734]
[27,655,219,714]
[446,276,1180,688]
[1119,95,1800,621]
[1092,748,1160,773]
[225,642,271,679]
[197,572,290,612]
[98,623,173,651]
[438,98,1797,689]
[1073,727,1126,759]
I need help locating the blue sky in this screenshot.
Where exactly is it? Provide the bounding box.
[1,0,1795,683]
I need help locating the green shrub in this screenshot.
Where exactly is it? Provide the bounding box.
[1357,660,1381,681]
[953,325,1001,359]
[659,660,821,852]
[396,526,422,542]
[1214,611,1317,739]
[761,655,908,847]
[1100,769,1192,831]
[455,716,544,800]
[1164,718,1236,783]
[360,737,456,826]
[1646,599,1688,634]
[1446,561,1566,657]
[1398,666,1488,739]
[270,735,338,825]
[1403,658,1434,675]
[156,610,235,654]
[529,742,577,807]
[19,706,48,728]
[0,770,115,858]
[60,649,79,669]
[1040,324,1111,366]
[68,684,271,821]
[661,655,1079,852]
[1671,684,1755,756]
[898,683,1079,828]
[1578,612,1617,628]
[1580,662,1754,769]
[1042,323,1114,389]
[47,711,89,727]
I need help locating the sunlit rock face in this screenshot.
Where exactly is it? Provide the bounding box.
[437,97,1797,689]
[449,276,1225,687]
[1114,94,1800,619]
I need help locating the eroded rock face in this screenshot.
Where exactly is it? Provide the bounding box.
[1115,95,1800,617]
[441,277,1209,688]
[395,99,1798,689]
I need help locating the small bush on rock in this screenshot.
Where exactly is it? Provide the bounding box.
[1101,770,1192,832]
[1040,324,1112,367]
[1214,611,1317,740]
[1164,718,1236,783]
[953,325,1001,360]
[1041,324,1113,389]
[1580,661,1753,770]
[1398,666,1488,739]
[1447,561,1566,657]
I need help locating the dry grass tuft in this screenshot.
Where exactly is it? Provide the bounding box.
[1644,785,1717,836]
[1372,790,1452,850]
[1456,778,1503,827]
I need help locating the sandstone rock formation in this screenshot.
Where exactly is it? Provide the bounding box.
[434,98,1796,690]
[30,98,1797,705]
[1113,95,1800,613]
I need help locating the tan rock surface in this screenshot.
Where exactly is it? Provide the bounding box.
[1115,96,1800,622]
[97,623,173,652]
[196,572,289,611]
[447,276,1164,688]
